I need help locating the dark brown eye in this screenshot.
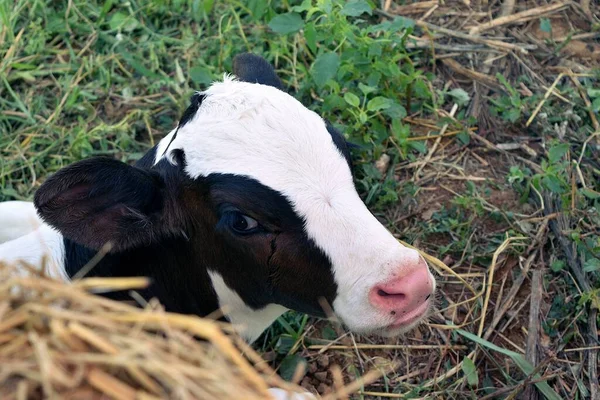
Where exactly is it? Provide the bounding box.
[230,212,259,233]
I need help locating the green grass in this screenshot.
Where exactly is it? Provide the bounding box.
[0,0,438,208]
[1,0,599,398]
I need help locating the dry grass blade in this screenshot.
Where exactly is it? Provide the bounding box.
[469,2,571,35]
[86,368,144,400]
[477,236,527,338]
[524,269,543,400]
[526,73,566,127]
[375,8,530,53]
[441,59,501,89]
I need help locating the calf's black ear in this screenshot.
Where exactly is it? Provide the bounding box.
[34,157,169,252]
[232,53,283,90]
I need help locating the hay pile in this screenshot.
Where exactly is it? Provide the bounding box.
[0,261,311,400]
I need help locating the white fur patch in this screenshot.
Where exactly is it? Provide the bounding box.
[155,128,177,164]
[267,388,316,400]
[0,223,68,282]
[156,77,435,333]
[208,270,288,343]
[0,201,42,244]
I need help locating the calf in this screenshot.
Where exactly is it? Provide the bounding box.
[0,54,435,344]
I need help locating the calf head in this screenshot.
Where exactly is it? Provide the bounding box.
[34,54,436,339]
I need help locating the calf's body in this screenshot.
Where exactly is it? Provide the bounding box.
[0,201,41,244]
[0,54,436,344]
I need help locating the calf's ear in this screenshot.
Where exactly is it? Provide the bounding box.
[232,53,283,90]
[34,157,169,252]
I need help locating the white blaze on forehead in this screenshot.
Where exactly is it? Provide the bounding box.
[156,76,430,332]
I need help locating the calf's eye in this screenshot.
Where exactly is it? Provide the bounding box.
[231,212,259,233]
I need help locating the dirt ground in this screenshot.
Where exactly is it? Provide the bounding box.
[263,1,600,398]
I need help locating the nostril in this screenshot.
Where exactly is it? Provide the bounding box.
[371,266,434,312]
[377,289,406,300]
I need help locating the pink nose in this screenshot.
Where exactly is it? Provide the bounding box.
[369,262,433,315]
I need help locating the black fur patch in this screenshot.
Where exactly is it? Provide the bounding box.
[233,53,283,89]
[159,92,206,160]
[326,122,353,172]
[203,173,337,316]
[34,157,167,252]
[179,92,206,128]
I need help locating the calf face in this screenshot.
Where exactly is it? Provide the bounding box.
[34,54,435,338]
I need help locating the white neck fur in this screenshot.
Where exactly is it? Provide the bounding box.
[0,223,68,281]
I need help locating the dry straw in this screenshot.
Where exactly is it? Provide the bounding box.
[0,260,314,399]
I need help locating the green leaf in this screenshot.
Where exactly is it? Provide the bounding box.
[247,0,268,20]
[304,22,317,54]
[340,0,372,17]
[542,175,565,194]
[581,188,600,199]
[592,96,600,113]
[120,53,159,79]
[311,52,340,88]
[383,103,407,119]
[10,63,37,70]
[189,66,213,86]
[550,260,565,272]
[448,88,471,106]
[100,0,114,19]
[174,60,185,84]
[505,107,521,123]
[587,87,600,98]
[274,335,295,354]
[344,92,360,107]
[291,0,312,12]
[367,96,392,112]
[409,141,427,154]
[201,0,215,13]
[358,82,376,95]
[109,12,139,32]
[482,375,496,394]
[462,356,479,387]
[277,316,298,336]
[12,71,35,82]
[268,12,304,35]
[108,12,125,30]
[540,18,552,33]
[279,354,307,382]
[321,325,338,341]
[496,73,518,96]
[369,16,414,33]
[548,143,569,163]
[457,131,470,145]
[584,257,600,272]
[392,120,410,140]
[457,329,562,400]
[366,72,381,87]
[358,111,368,124]
[368,43,382,58]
